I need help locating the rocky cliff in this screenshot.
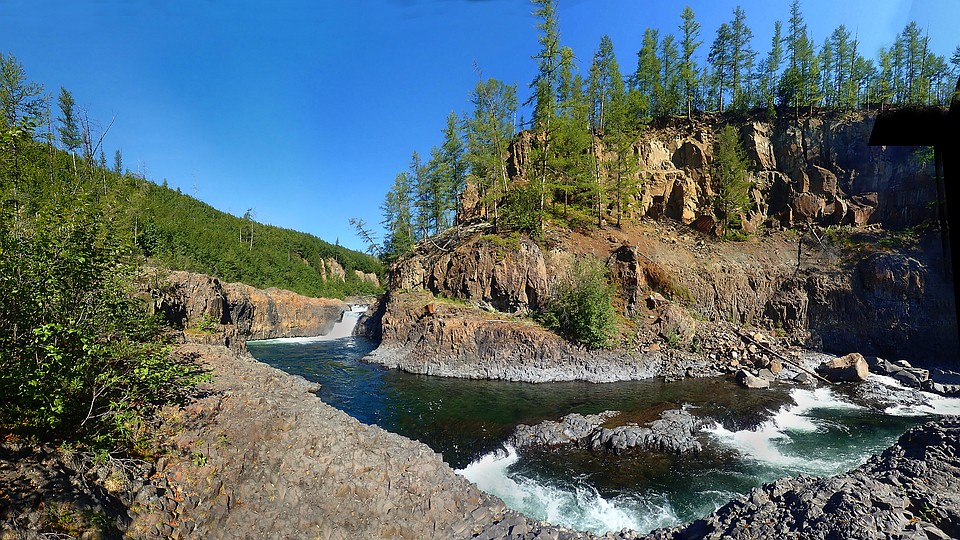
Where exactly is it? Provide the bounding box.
[141,270,350,348]
[376,111,957,375]
[483,111,936,232]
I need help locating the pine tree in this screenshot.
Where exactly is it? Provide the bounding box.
[728,6,757,110]
[655,34,681,116]
[758,21,784,114]
[712,124,752,238]
[555,47,594,220]
[633,28,661,114]
[780,0,817,115]
[529,0,563,217]
[708,23,732,112]
[380,172,415,261]
[465,78,517,225]
[439,111,467,229]
[57,87,82,161]
[114,148,123,175]
[587,35,625,132]
[679,6,703,119]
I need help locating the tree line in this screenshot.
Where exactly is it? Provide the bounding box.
[0,52,385,450]
[374,0,960,260]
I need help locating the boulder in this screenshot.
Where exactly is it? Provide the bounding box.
[817,352,870,382]
[808,165,838,197]
[737,369,771,389]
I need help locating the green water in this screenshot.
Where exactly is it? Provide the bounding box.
[247,336,942,535]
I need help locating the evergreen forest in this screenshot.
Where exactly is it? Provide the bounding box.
[375,0,960,260]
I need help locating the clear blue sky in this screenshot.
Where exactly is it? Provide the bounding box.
[2,0,957,252]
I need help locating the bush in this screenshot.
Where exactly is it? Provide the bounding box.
[540,257,617,349]
[0,201,206,450]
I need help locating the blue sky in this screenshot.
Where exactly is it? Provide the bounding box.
[2,0,957,252]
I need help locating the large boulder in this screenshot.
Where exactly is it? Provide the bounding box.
[817,352,870,382]
[737,369,771,389]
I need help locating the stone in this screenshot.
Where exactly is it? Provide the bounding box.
[817,353,870,383]
[808,165,838,197]
[769,360,783,375]
[737,369,771,389]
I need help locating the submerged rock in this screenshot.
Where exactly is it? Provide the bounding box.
[736,369,770,389]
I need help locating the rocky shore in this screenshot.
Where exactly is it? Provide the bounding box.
[4,341,959,539]
[646,417,960,540]
[0,344,524,539]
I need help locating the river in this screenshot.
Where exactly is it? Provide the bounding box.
[247,333,960,535]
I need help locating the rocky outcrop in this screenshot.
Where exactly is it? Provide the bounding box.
[390,224,550,314]
[510,408,711,456]
[817,352,870,382]
[463,112,935,232]
[648,417,960,540]
[366,291,680,383]
[142,270,349,347]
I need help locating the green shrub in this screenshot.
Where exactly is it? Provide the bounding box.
[539,257,617,349]
[0,201,206,450]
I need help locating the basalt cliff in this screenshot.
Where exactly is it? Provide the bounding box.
[139,269,357,348]
[364,111,959,382]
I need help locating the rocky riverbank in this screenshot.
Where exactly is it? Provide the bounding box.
[4,341,958,539]
[0,343,530,539]
[139,270,354,349]
[646,417,960,540]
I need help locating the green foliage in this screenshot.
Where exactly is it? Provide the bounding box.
[711,124,753,239]
[131,177,382,298]
[540,257,617,349]
[0,197,206,450]
[499,183,543,237]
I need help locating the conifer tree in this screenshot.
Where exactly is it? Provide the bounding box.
[439,111,467,229]
[712,124,752,238]
[655,34,681,116]
[57,87,81,160]
[465,78,517,225]
[587,35,625,132]
[678,6,703,119]
[633,28,661,114]
[380,172,415,261]
[529,0,563,216]
[758,21,784,114]
[728,6,757,110]
[708,23,732,112]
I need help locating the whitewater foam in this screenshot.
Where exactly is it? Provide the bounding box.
[706,387,864,473]
[456,446,679,535]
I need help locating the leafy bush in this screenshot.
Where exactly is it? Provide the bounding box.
[0,201,206,449]
[540,257,617,349]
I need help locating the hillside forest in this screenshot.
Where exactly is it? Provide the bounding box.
[0,52,380,450]
[371,0,960,259]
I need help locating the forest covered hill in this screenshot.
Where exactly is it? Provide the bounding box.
[0,57,382,299]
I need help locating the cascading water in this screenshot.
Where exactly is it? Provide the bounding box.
[252,305,367,344]
[246,337,960,536]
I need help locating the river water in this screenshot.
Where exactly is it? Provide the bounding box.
[247,334,960,535]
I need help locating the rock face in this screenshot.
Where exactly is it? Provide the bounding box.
[143,270,349,347]
[366,291,672,383]
[390,224,550,314]
[464,112,935,231]
[649,417,960,540]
